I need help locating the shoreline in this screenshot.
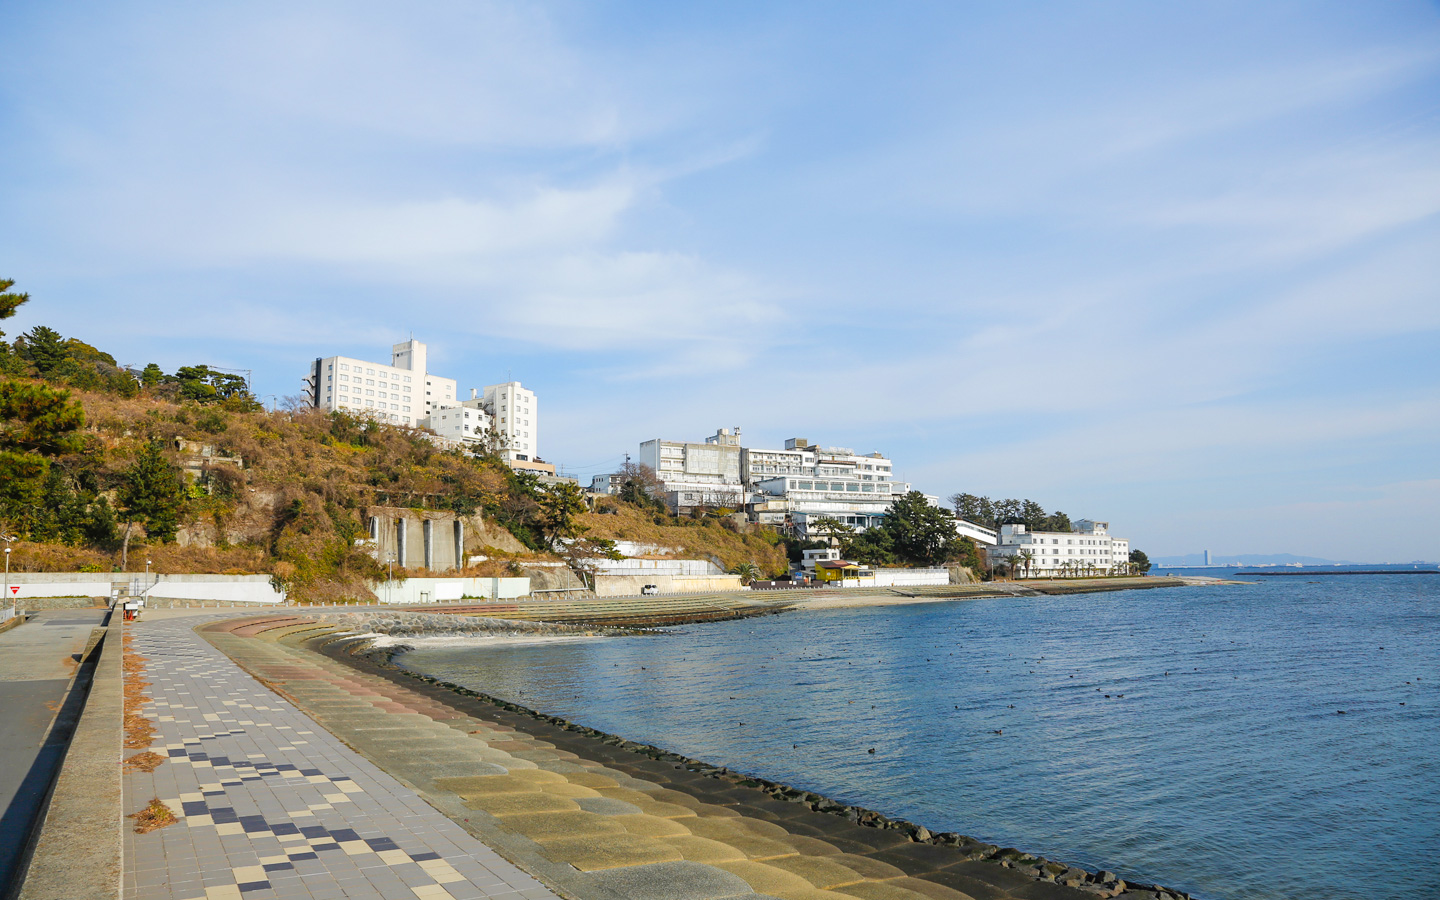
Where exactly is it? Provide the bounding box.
[351,634,1197,900]
[194,608,1209,898]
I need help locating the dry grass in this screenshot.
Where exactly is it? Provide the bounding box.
[129,798,177,833]
[122,633,155,750]
[124,750,166,773]
[579,504,788,575]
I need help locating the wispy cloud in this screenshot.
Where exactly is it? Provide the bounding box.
[3,3,1439,560]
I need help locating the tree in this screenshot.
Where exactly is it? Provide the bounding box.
[949,493,984,522]
[1017,549,1035,578]
[616,462,666,513]
[808,516,855,550]
[536,480,588,550]
[848,525,896,566]
[953,536,985,575]
[0,381,86,537]
[118,442,186,545]
[1042,510,1073,533]
[140,363,164,387]
[0,380,85,456]
[855,491,960,567]
[732,561,761,585]
[1129,549,1151,575]
[20,325,68,376]
[167,365,258,406]
[0,278,30,337]
[173,365,219,402]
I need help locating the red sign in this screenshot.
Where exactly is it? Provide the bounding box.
[8,586,17,594]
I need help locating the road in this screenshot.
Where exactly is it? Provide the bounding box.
[0,608,108,892]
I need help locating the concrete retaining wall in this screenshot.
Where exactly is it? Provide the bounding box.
[375,577,531,604]
[592,574,744,597]
[143,581,285,604]
[590,558,722,577]
[16,596,110,610]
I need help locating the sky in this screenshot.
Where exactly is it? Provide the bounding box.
[2,1,1438,562]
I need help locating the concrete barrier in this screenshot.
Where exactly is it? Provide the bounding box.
[143,581,284,604]
[17,622,122,900]
[591,574,744,597]
[374,577,531,604]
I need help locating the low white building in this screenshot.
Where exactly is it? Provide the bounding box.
[990,518,1132,576]
[424,401,494,446]
[305,339,457,427]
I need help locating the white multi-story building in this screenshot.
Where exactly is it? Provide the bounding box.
[744,438,914,535]
[306,339,457,426]
[639,428,746,512]
[480,381,538,464]
[990,518,1132,576]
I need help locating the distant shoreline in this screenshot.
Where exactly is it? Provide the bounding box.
[1249,570,1439,577]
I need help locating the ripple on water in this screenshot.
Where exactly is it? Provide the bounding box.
[400,576,1440,900]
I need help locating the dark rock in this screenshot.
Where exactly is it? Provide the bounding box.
[1058,868,1089,887]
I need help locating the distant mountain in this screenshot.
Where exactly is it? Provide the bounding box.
[1152,552,1351,567]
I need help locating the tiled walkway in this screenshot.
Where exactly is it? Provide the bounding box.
[122,617,561,900]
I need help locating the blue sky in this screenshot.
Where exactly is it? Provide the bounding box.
[3,2,1438,561]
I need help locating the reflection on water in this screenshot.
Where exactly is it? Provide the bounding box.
[400,578,1440,900]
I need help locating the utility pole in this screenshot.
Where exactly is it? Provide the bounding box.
[3,534,12,617]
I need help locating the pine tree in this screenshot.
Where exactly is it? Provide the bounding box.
[118,442,186,544]
[21,325,68,376]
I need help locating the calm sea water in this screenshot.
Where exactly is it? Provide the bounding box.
[399,576,1440,900]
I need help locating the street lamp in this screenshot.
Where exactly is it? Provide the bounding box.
[386,552,395,605]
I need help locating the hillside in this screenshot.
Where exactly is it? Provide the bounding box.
[0,284,793,599]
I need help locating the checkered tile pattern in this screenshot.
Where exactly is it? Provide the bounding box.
[123,618,559,900]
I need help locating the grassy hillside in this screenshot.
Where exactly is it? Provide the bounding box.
[579,501,789,576]
[0,284,796,597]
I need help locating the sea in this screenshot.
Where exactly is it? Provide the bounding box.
[397,568,1440,900]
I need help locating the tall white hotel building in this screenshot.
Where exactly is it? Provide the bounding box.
[306,339,456,427]
[305,340,539,466]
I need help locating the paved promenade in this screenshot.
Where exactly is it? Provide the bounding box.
[195,614,1118,900]
[121,611,1138,900]
[0,608,107,888]
[122,616,560,900]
